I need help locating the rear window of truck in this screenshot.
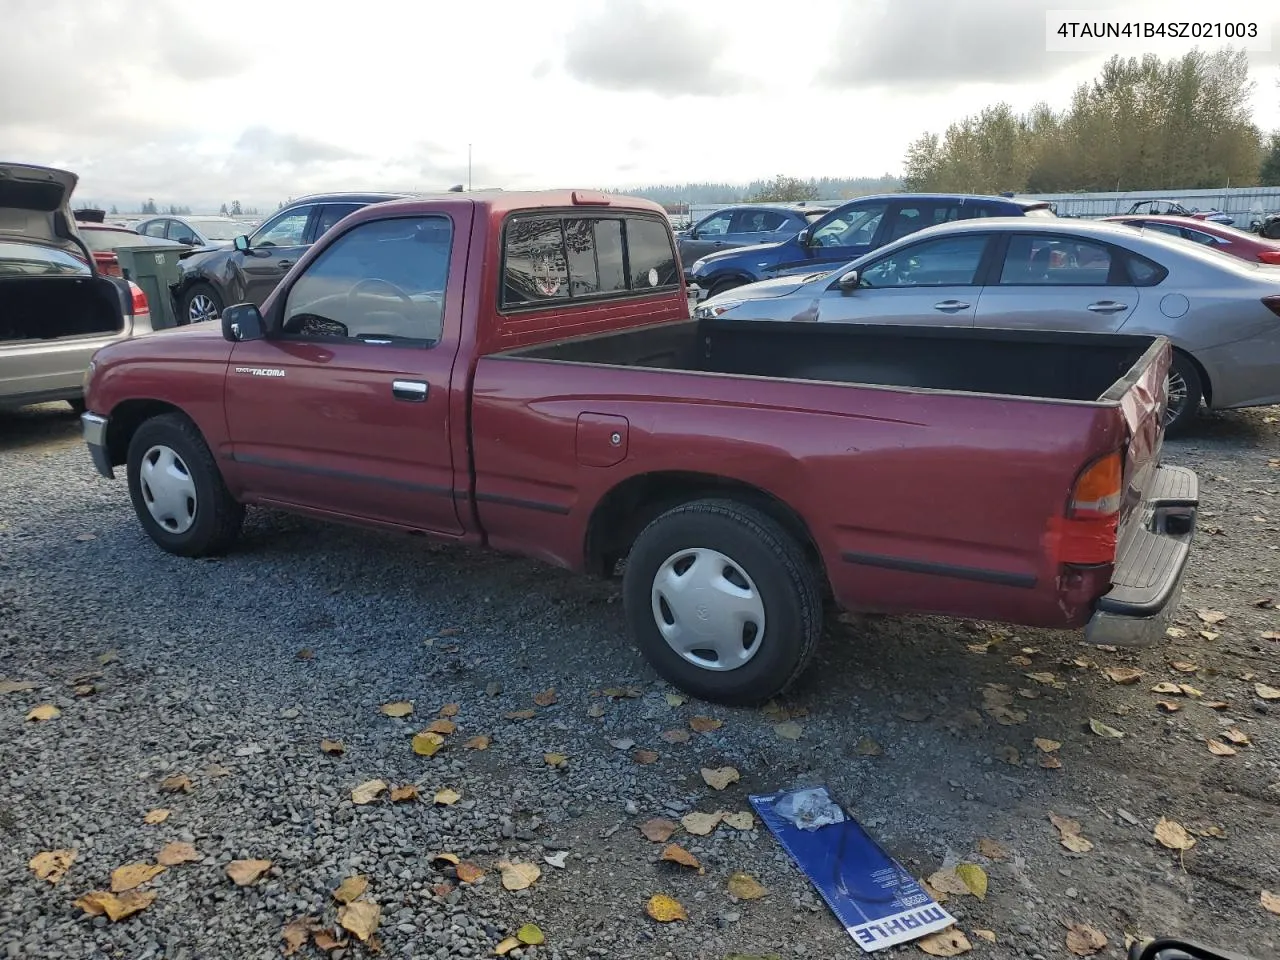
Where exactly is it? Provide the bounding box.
[501,213,679,309]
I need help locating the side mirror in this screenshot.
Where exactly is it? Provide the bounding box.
[176,235,196,246]
[233,235,250,252]
[837,269,860,291]
[221,303,264,342]
[688,229,699,240]
[796,228,810,246]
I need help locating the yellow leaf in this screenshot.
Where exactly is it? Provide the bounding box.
[722,811,755,831]
[110,863,166,892]
[1223,728,1251,746]
[434,788,461,805]
[660,844,701,870]
[495,937,520,955]
[390,785,419,803]
[464,735,490,750]
[603,685,643,698]
[0,679,38,694]
[918,928,973,956]
[1049,812,1094,852]
[505,709,536,720]
[1151,682,1182,694]
[156,842,200,866]
[456,862,485,883]
[856,736,883,756]
[226,859,272,886]
[1032,738,1060,753]
[1104,667,1143,684]
[926,869,971,896]
[159,773,193,793]
[1153,817,1196,851]
[973,930,997,943]
[774,721,804,740]
[689,716,722,733]
[1061,833,1094,853]
[333,875,369,904]
[1261,890,1280,916]
[517,923,545,945]
[701,766,740,790]
[1206,738,1237,756]
[28,849,76,884]
[426,719,456,735]
[1201,700,1230,710]
[438,702,460,717]
[726,872,766,900]
[74,889,156,922]
[337,900,380,942]
[320,739,345,755]
[645,893,688,922]
[351,779,387,804]
[412,732,445,756]
[977,838,1007,860]
[1156,700,1182,712]
[1179,684,1203,697]
[380,701,413,717]
[1088,718,1124,738]
[681,811,723,835]
[955,863,988,900]
[544,752,568,767]
[533,687,558,706]
[1171,661,1199,674]
[26,704,60,721]
[664,693,687,707]
[1255,683,1280,701]
[1065,923,1107,956]
[496,860,541,891]
[1196,609,1227,624]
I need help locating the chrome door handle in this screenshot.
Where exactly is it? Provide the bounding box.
[392,380,428,402]
[1087,301,1127,313]
[934,300,970,311]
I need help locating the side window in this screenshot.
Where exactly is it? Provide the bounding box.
[810,202,889,248]
[251,209,311,248]
[1182,228,1220,246]
[282,216,453,345]
[141,220,167,238]
[999,235,1116,285]
[625,217,679,289]
[884,205,927,243]
[168,221,197,244]
[757,211,788,232]
[931,205,962,225]
[858,234,989,288]
[563,218,628,297]
[1143,222,1184,239]
[695,212,733,237]
[316,203,364,238]
[503,217,569,305]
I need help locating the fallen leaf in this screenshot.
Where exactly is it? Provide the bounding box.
[333,875,369,904]
[727,872,767,900]
[1008,655,1033,667]
[380,701,413,718]
[159,773,193,793]
[640,818,679,842]
[1065,923,1107,956]
[1157,700,1182,712]
[496,860,541,891]
[954,863,988,899]
[774,721,804,741]
[997,746,1021,766]
[29,849,76,884]
[505,709,537,721]
[464,735,490,750]
[1026,671,1060,686]
[1105,667,1144,685]
[495,937,520,956]
[918,928,972,956]
[517,923,545,946]
[1261,632,1280,641]
[1196,609,1227,625]
[1033,738,1061,753]
[926,869,971,896]
[97,650,119,665]
[682,811,724,836]
[1223,728,1251,746]
[26,704,60,721]
[1040,754,1063,769]
[110,863,165,892]
[1206,738,1237,756]
[646,893,688,922]
[609,737,636,751]
[533,688,558,707]
[856,736,883,755]
[967,643,992,654]
[660,844,702,870]
[1200,631,1220,642]
[434,788,461,805]
[1088,718,1125,739]
[1049,812,1094,852]
[295,648,314,660]
[1191,824,1227,838]
[431,852,460,866]
[972,930,997,943]
[722,811,755,831]
[603,685,643,698]
[0,679,38,694]
[426,719,456,735]
[1166,627,1187,639]
[665,692,688,707]
[456,862,484,883]
[977,838,1007,860]
[660,728,691,744]
[586,702,606,718]
[438,702,460,717]
[320,739,345,755]
[1171,661,1199,673]
[226,859,272,886]
[1153,818,1196,851]
[351,779,387,804]
[544,752,568,767]
[74,889,156,922]
[1151,682,1182,694]
[1256,683,1280,701]
[1262,890,1280,916]
[1061,833,1094,853]
[1202,699,1231,711]
[313,929,346,951]
[281,918,312,956]
[543,851,569,869]
[689,716,722,733]
[337,900,380,942]
[633,749,659,765]
[1179,684,1203,697]
[412,732,445,756]
[701,766,740,790]
[156,842,199,866]
[919,877,949,903]
[390,785,419,803]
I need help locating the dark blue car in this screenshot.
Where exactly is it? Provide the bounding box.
[685,193,1055,300]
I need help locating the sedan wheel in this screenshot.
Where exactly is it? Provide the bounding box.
[1163,353,1204,437]
[188,292,219,324]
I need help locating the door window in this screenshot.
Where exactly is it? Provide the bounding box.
[251,209,312,248]
[998,235,1117,285]
[316,203,364,237]
[281,216,453,345]
[857,234,989,287]
[733,210,787,234]
[140,220,167,238]
[626,217,679,289]
[167,221,198,244]
[810,202,888,248]
[694,211,733,237]
[1142,222,1184,240]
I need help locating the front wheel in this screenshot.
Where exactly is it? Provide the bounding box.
[181,282,223,325]
[1164,353,1203,437]
[622,498,823,705]
[707,278,746,300]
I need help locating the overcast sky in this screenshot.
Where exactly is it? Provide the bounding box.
[3,0,1277,209]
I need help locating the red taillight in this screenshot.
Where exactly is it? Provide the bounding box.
[1264,295,1280,318]
[1053,450,1123,564]
[128,280,149,315]
[94,252,122,277]
[1257,251,1280,266]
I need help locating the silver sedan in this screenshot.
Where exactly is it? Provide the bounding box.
[694,217,1280,432]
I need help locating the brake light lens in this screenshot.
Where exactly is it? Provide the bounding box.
[1054,450,1123,565]
[1070,451,1123,518]
[1257,250,1280,265]
[128,281,150,316]
[1264,295,1280,318]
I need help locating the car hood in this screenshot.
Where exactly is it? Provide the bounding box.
[710,271,832,301]
[693,238,787,268]
[0,162,80,253]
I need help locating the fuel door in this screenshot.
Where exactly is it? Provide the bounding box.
[576,413,629,467]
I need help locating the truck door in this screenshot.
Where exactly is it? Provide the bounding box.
[223,209,470,535]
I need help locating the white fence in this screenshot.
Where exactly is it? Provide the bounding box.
[1013,187,1280,226]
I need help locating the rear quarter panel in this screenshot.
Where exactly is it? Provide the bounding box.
[469,359,1128,627]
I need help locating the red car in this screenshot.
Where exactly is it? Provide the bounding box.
[78,223,184,277]
[1104,215,1280,265]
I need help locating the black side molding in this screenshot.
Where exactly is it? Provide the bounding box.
[474,492,571,515]
[841,551,1037,588]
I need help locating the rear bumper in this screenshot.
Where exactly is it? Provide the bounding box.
[1085,464,1198,647]
[81,412,115,479]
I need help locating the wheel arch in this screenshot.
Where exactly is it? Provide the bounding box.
[105,399,187,467]
[1171,346,1211,407]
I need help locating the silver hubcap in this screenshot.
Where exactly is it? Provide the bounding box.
[188,293,218,323]
[140,445,198,534]
[1165,371,1188,426]
[651,547,766,671]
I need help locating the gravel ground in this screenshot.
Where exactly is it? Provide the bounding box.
[2,402,1279,960]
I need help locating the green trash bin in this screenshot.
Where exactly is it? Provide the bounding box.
[113,245,190,331]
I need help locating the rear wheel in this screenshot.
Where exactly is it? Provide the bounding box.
[181,282,223,325]
[622,498,822,705]
[1164,352,1203,437]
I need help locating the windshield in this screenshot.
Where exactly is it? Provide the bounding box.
[0,240,91,277]
[188,218,245,240]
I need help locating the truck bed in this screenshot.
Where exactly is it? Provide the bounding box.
[496,319,1157,405]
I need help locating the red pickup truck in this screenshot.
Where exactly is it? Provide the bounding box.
[81,190,1198,704]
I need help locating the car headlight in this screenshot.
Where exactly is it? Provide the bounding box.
[689,258,707,275]
[694,300,743,319]
[83,359,96,395]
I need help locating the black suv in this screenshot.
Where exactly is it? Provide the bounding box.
[172,192,410,325]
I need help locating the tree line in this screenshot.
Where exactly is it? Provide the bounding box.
[620,174,902,207]
[903,49,1280,194]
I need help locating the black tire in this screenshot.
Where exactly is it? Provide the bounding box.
[180,282,223,325]
[67,397,86,416]
[707,278,745,299]
[126,412,244,557]
[622,498,823,706]
[1164,352,1204,437]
